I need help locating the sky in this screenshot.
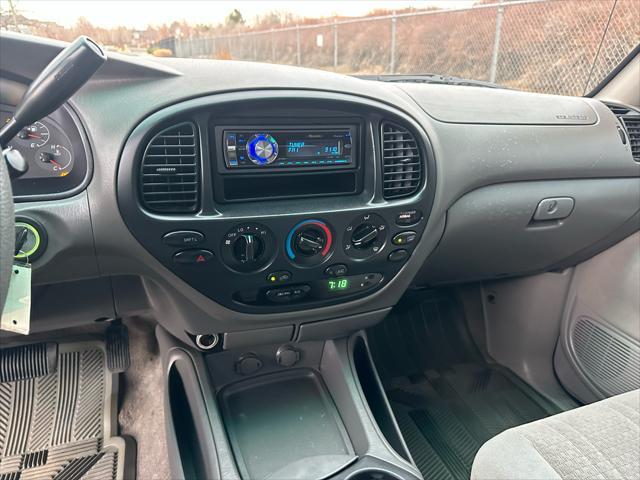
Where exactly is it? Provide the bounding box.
[8,0,476,29]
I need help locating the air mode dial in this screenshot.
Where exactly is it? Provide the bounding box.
[344,213,387,260]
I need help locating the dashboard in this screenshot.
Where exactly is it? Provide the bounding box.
[1,33,639,344]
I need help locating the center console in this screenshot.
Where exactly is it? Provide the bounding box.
[117,91,435,316]
[119,91,434,479]
[158,326,422,480]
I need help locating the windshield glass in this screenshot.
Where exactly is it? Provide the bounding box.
[1,0,638,96]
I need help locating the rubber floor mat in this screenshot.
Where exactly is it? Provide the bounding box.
[0,341,129,480]
[368,291,563,480]
[385,365,561,480]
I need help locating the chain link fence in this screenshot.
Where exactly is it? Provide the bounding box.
[169,0,639,96]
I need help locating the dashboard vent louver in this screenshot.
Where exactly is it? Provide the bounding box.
[381,122,422,199]
[622,117,640,161]
[607,104,631,116]
[140,122,200,213]
[605,102,640,162]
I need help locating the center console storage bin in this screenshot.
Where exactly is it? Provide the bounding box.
[220,368,356,480]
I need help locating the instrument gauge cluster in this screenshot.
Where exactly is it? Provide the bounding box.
[1,103,91,200]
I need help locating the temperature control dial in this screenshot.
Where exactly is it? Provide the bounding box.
[247,133,278,165]
[286,219,333,267]
[344,213,387,260]
[221,223,276,273]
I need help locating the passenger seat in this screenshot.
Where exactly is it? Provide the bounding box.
[471,389,640,480]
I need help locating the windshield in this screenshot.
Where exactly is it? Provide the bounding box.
[1,0,638,96]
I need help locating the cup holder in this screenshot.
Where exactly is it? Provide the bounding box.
[345,469,404,480]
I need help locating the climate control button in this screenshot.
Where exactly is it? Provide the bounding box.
[324,264,348,277]
[267,271,292,283]
[388,249,409,263]
[392,231,417,246]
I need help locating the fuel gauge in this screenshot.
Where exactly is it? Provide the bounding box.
[18,121,50,148]
[36,144,73,176]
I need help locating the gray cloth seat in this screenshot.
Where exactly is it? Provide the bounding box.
[471,389,640,480]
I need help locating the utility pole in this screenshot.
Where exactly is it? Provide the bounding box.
[271,28,276,63]
[489,0,505,83]
[296,25,301,66]
[333,18,338,70]
[390,11,397,74]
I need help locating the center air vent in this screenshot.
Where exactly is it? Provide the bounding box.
[381,122,423,199]
[140,122,200,213]
[605,102,640,162]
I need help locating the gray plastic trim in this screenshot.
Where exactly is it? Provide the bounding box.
[481,271,579,409]
[223,325,293,350]
[400,83,598,125]
[14,192,100,285]
[157,325,240,480]
[297,309,391,342]
[418,178,640,285]
[555,232,640,403]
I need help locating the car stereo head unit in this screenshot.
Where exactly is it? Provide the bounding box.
[219,126,357,171]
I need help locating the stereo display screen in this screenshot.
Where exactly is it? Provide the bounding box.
[221,127,356,170]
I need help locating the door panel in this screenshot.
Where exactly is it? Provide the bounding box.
[554,233,640,403]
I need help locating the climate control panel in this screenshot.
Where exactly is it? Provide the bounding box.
[146,208,425,313]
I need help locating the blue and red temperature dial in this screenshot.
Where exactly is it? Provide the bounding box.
[286,219,333,267]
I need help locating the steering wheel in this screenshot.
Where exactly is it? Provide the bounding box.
[0,152,14,311]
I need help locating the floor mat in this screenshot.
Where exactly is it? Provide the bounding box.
[0,341,129,480]
[368,290,563,480]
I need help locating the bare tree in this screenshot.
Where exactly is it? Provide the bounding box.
[1,0,21,30]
